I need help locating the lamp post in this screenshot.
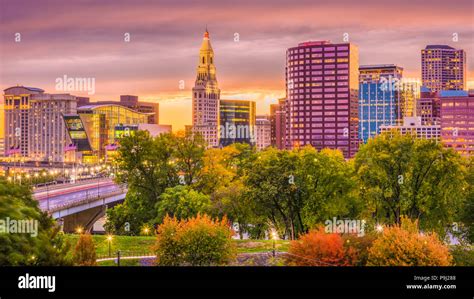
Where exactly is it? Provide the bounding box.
[107,235,113,257]
[271,231,277,257]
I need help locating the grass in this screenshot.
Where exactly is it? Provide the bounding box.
[64,234,291,260]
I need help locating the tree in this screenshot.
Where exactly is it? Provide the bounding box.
[0,179,72,265]
[243,147,360,239]
[458,157,474,243]
[154,214,236,266]
[73,233,97,266]
[367,217,452,266]
[106,130,206,233]
[354,132,468,236]
[286,227,355,266]
[155,185,212,223]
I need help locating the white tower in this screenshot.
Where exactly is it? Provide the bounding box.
[192,29,220,147]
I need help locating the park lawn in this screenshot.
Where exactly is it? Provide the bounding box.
[97,259,142,266]
[64,234,291,259]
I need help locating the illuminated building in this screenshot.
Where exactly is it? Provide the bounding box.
[4,86,77,163]
[78,95,160,124]
[399,79,420,119]
[271,98,287,150]
[440,90,474,157]
[285,40,359,158]
[192,29,220,147]
[380,116,440,140]
[255,117,271,150]
[219,99,256,147]
[417,87,441,125]
[359,64,403,143]
[3,86,44,158]
[73,104,153,163]
[421,45,466,92]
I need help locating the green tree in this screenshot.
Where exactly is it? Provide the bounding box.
[155,185,212,223]
[354,132,468,236]
[0,179,72,265]
[106,130,206,233]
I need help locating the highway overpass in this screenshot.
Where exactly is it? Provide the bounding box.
[33,178,127,232]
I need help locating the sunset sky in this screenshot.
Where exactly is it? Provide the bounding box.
[0,0,473,131]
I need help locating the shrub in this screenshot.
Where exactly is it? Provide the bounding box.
[286,227,355,266]
[73,233,97,266]
[342,233,377,266]
[450,245,474,266]
[367,217,452,266]
[154,214,236,266]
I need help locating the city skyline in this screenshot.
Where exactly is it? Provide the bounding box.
[1,0,473,131]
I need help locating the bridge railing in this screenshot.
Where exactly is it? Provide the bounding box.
[47,185,128,213]
[96,250,156,260]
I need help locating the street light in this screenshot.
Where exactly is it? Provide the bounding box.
[271,230,278,257]
[106,235,113,257]
[76,227,83,234]
[376,224,384,233]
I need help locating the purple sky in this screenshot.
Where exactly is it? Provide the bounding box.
[1,0,473,129]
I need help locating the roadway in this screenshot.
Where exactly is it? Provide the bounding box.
[33,178,124,211]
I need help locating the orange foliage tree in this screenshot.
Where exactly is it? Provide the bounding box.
[367,217,452,266]
[286,227,356,266]
[154,214,236,266]
[73,233,97,266]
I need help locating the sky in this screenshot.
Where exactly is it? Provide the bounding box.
[0,0,473,131]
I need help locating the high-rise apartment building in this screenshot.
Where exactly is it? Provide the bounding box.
[219,99,256,147]
[285,41,359,157]
[421,45,466,92]
[192,29,220,147]
[359,64,403,143]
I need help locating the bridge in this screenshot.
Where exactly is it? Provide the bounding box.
[33,178,127,233]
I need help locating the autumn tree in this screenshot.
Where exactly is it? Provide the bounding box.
[367,217,452,266]
[73,233,97,266]
[286,227,355,266]
[154,214,236,266]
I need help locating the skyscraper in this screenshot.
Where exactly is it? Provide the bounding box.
[421,45,466,92]
[192,29,220,147]
[285,41,359,158]
[270,98,287,149]
[359,64,403,143]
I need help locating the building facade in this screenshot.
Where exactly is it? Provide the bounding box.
[29,93,77,163]
[255,117,271,150]
[440,90,474,157]
[285,40,359,158]
[4,86,79,163]
[74,104,152,163]
[192,29,220,147]
[380,116,440,140]
[421,45,466,92]
[219,99,256,147]
[78,95,160,124]
[359,64,403,143]
[417,87,441,125]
